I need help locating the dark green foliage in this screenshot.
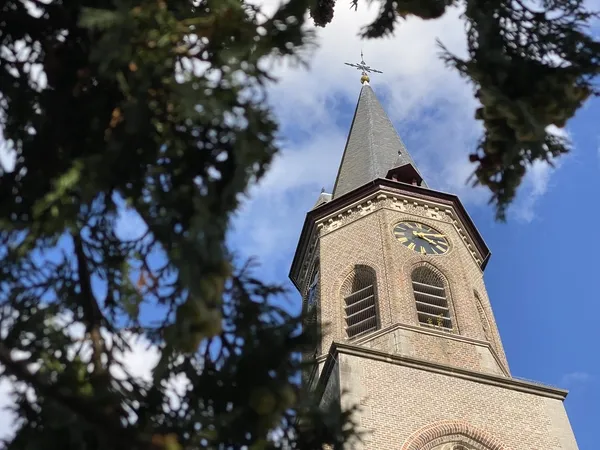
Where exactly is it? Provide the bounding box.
[1,266,356,449]
[344,0,599,220]
[0,0,354,449]
[310,0,337,27]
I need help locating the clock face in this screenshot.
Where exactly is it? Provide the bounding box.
[393,221,449,255]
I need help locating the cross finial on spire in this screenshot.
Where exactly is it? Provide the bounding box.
[344,51,382,84]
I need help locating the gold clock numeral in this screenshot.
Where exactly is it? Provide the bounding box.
[394,222,449,255]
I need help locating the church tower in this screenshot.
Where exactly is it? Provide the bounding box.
[289,64,579,449]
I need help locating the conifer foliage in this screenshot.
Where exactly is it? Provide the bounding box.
[313,0,600,219]
[1,0,597,448]
[0,0,355,449]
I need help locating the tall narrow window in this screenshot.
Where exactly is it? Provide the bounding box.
[307,269,319,313]
[411,266,452,331]
[474,291,492,343]
[303,266,320,372]
[342,266,378,338]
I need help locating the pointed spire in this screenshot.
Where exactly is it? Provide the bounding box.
[332,83,427,198]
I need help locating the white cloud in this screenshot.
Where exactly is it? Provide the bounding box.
[561,371,594,385]
[509,125,570,223]
[233,3,482,267]
[228,3,473,249]
[228,0,573,268]
[230,131,346,271]
[227,1,586,283]
[510,160,555,223]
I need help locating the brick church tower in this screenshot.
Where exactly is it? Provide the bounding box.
[289,70,579,449]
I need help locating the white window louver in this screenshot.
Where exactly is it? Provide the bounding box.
[412,267,452,331]
[344,267,378,338]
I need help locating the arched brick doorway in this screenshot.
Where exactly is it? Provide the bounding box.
[400,420,510,450]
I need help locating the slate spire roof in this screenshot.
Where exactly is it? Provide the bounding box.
[331,82,427,199]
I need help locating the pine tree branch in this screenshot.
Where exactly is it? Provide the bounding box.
[0,340,176,450]
[0,341,143,446]
[73,232,107,375]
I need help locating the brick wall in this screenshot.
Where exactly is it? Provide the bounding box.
[338,353,578,450]
[315,190,509,374]
[296,187,578,449]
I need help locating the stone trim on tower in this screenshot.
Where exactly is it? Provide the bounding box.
[289,180,492,290]
[323,342,564,398]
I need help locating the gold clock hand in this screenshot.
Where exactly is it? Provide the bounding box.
[422,236,438,246]
[419,233,446,238]
[414,233,438,246]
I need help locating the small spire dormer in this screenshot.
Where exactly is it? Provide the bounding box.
[386,162,425,187]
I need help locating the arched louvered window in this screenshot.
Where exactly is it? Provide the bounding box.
[412,266,452,331]
[342,266,379,338]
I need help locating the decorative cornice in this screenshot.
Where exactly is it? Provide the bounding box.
[291,180,490,290]
[317,341,568,401]
[316,192,452,234]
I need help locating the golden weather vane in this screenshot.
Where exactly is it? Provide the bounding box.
[344,51,383,84]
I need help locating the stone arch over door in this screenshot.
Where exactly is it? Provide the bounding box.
[400,420,510,450]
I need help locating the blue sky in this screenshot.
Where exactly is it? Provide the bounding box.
[0,1,598,447]
[227,2,600,448]
[231,88,600,445]
[230,97,600,446]
[465,103,600,446]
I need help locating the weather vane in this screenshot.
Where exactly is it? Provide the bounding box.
[344,51,382,84]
